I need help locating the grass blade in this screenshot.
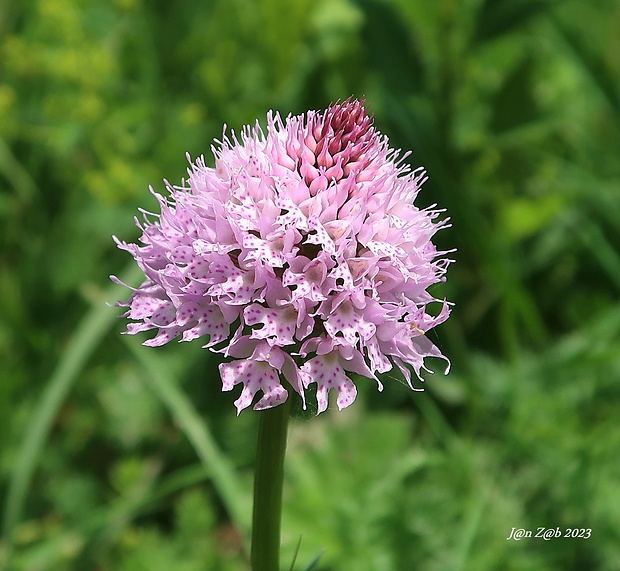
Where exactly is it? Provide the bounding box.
[123,339,251,539]
[1,265,143,553]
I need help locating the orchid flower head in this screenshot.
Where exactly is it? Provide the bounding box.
[112,98,453,414]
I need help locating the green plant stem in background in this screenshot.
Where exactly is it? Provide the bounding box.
[251,397,291,571]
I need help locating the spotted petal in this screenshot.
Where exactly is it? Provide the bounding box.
[300,353,358,414]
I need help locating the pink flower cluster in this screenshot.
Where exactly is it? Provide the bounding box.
[113,99,452,414]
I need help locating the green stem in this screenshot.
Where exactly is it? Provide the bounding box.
[251,398,291,571]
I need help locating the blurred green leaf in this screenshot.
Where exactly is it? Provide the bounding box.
[473,0,555,45]
[499,194,564,240]
[300,549,325,571]
[490,56,539,133]
[552,12,620,114]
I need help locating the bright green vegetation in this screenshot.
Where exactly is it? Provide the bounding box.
[1,0,619,569]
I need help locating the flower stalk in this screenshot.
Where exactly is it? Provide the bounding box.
[251,396,291,571]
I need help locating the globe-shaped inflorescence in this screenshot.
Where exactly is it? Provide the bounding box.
[112,98,453,414]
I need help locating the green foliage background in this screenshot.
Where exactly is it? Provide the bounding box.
[1,0,619,569]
